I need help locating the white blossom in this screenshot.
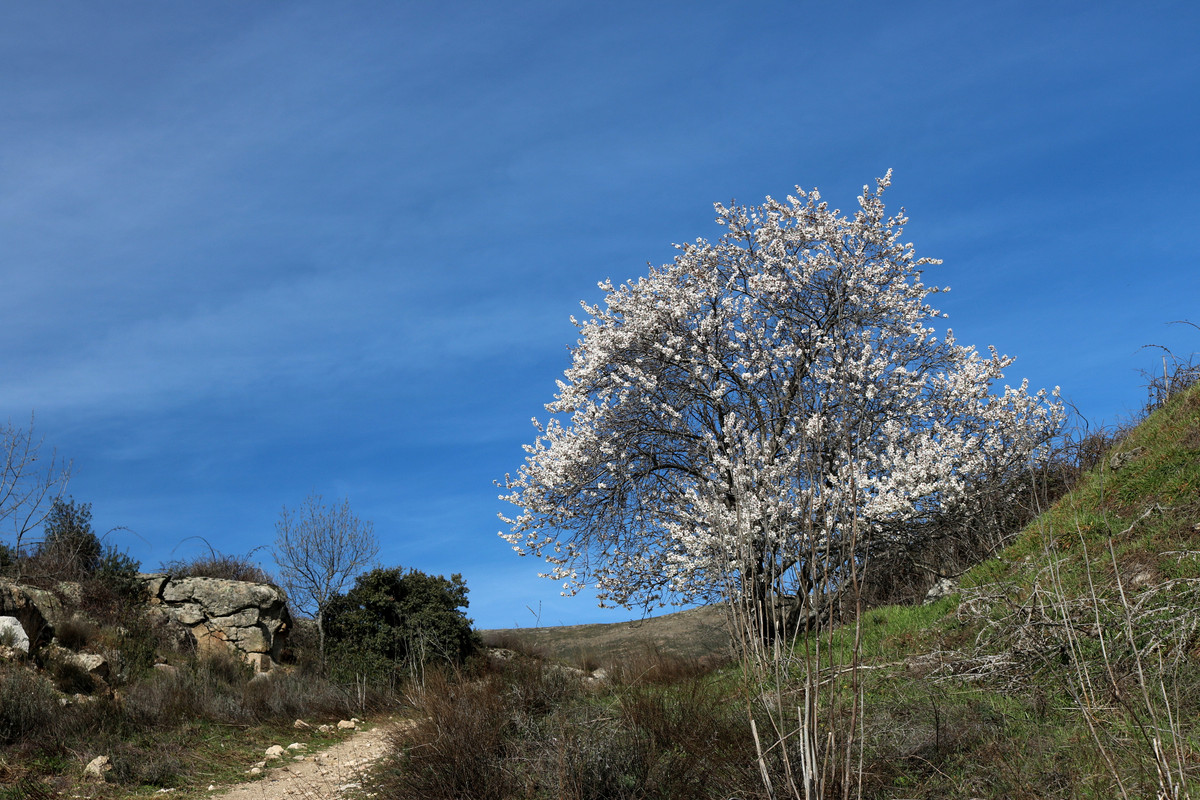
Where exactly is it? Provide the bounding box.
[498,172,1062,631]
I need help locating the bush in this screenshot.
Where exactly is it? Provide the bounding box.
[54,617,94,651]
[36,498,101,579]
[0,667,58,745]
[107,743,184,788]
[47,658,96,695]
[324,567,480,682]
[379,656,760,800]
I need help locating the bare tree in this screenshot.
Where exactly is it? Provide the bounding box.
[1,415,70,575]
[272,493,379,660]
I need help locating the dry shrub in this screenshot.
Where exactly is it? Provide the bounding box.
[47,658,96,695]
[0,667,57,745]
[159,551,274,583]
[106,742,185,787]
[240,667,358,720]
[53,617,94,651]
[607,646,727,686]
[390,669,516,800]
[380,655,761,800]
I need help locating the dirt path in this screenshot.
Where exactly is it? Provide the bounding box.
[214,723,396,800]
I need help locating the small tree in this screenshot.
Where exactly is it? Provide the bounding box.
[272,493,379,660]
[324,566,478,682]
[1,415,70,572]
[39,497,100,578]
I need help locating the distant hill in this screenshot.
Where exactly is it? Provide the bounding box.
[480,604,732,665]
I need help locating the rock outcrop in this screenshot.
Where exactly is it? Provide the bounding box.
[141,574,292,671]
[0,578,65,649]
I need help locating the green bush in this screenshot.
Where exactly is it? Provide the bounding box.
[324,567,479,682]
[38,498,101,578]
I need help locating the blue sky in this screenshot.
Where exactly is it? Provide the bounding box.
[2,2,1197,629]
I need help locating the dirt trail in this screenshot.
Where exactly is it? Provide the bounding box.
[214,723,395,800]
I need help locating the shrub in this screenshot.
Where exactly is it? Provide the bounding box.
[0,667,58,745]
[54,617,94,651]
[324,567,480,682]
[36,498,100,579]
[159,551,274,583]
[47,658,96,695]
[107,743,184,787]
[379,655,761,800]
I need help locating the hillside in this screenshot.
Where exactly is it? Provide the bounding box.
[463,382,1200,798]
[481,604,732,665]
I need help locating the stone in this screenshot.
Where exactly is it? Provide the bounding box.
[84,755,112,780]
[337,720,356,730]
[286,742,307,751]
[0,616,30,654]
[924,577,959,605]
[248,767,263,775]
[143,575,291,671]
[318,724,333,733]
[264,744,286,759]
[0,580,59,650]
[71,652,110,680]
[293,719,311,729]
[1110,446,1146,471]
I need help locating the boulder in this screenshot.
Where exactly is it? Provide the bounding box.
[0,579,62,649]
[0,616,30,654]
[141,574,291,671]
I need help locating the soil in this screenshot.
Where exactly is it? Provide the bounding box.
[213,722,395,800]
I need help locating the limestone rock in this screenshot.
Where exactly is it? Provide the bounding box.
[69,652,110,680]
[140,574,291,671]
[84,755,112,780]
[0,616,30,654]
[337,720,357,730]
[293,718,311,729]
[924,577,959,605]
[264,744,286,759]
[1110,446,1146,471]
[286,742,306,751]
[0,579,59,650]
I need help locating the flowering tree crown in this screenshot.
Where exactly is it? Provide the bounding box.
[500,173,1061,623]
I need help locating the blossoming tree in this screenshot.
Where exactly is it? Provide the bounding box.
[500,172,1061,643]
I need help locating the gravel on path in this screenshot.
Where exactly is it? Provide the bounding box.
[212,723,395,800]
